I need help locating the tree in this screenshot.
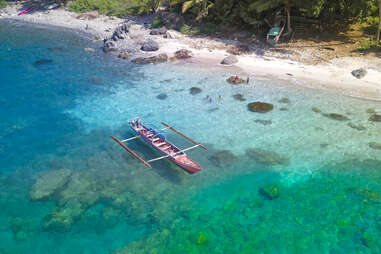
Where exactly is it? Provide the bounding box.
[377,0,381,41]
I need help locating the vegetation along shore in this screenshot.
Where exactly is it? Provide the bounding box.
[1,0,381,100]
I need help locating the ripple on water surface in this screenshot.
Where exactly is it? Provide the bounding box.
[1,20,381,253]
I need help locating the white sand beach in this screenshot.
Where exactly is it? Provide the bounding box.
[2,4,381,101]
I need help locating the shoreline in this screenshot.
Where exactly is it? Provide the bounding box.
[1,6,381,101]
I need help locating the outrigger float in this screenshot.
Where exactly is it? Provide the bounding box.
[110,118,207,174]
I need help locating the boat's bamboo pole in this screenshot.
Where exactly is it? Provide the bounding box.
[148,144,200,163]
[110,136,152,168]
[161,122,207,150]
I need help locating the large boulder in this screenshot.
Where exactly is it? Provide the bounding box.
[221,55,238,65]
[246,148,289,165]
[150,27,167,35]
[248,102,274,113]
[174,49,193,59]
[351,68,367,79]
[76,11,98,20]
[165,30,182,39]
[29,169,72,201]
[369,114,381,122]
[132,54,168,64]
[103,40,118,53]
[141,39,159,51]
[118,51,130,60]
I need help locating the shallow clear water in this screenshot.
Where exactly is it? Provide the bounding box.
[1,20,381,254]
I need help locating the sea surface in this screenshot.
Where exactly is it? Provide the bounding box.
[1,19,381,254]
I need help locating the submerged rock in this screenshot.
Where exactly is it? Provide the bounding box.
[190,87,202,95]
[29,169,72,201]
[42,199,84,232]
[279,107,288,111]
[254,119,272,125]
[48,46,64,52]
[347,122,366,131]
[246,148,289,165]
[9,217,39,240]
[33,59,53,66]
[232,94,246,101]
[347,187,381,203]
[259,184,280,200]
[351,68,367,79]
[369,142,381,150]
[132,54,168,64]
[322,113,349,121]
[209,150,238,167]
[221,55,238,65]
[58,172,99,207]
[248,102,274,113]
[369,114,381,122]
[141,39,159,51]
[156,93,167,100]
[174,49,193,59]
[366,108,376,114]
[278,97,290,103]
[312,107,321,113]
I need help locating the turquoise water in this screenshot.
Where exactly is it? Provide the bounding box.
[1,19,381,253]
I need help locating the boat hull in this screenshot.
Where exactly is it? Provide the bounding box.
[130,122,202,174]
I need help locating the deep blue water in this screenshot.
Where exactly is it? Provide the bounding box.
[1,19,381,254]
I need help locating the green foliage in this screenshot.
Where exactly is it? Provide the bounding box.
[69,0,162,16]
[357,39,380,51]
[179,23,219,35]
[0,0,7,9]
[151,16,163,28]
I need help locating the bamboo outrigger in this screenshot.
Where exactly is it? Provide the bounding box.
[111,118,206,174]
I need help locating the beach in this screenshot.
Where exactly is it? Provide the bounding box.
[2,4,381,101]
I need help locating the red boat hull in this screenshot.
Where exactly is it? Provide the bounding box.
[130,121,202,174]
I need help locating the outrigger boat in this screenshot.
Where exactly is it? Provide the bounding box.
[110,118,207,174]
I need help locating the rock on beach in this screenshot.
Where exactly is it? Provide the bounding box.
[141,39,159,51]
[221,55,238,65]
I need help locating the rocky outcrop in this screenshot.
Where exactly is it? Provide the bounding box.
[221,55,238,65]
[312,107,321,113]
[209,150,238,166]
[246,148,289,165]
[248,102,274,113]
[111,23,129,41]
[322,113,350,121]
[190,87,202,95]
[132,54,168,64]
[351,68,367,79]
[150,27,167,35]
[29,169,72,201]
[369,114,381,122]
[174,49,193,59]
[141,39,159,51]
